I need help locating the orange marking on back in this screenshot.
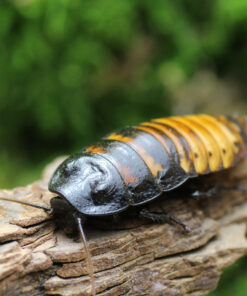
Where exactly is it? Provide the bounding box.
[107,133,132,142]
[124,175,139,184]
[136,146,163,177]
[85,146,107,154]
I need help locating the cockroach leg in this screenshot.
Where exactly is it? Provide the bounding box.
[139,208,192,232]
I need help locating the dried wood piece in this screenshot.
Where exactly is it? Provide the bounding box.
[0,158,247,296]
[0,242,31,281]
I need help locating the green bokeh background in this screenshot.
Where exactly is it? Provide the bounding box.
[1,0,247,294]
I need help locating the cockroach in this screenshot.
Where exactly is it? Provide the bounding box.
[1,114,247,296]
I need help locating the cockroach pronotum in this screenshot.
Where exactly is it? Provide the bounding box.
[1,114,247,295]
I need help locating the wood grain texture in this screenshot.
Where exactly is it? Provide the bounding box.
[1,156,247,296]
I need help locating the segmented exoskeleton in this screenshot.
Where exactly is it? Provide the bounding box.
[58,114,246,216]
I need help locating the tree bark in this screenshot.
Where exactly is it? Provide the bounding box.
[1,157,247,296]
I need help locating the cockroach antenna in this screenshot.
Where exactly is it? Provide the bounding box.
[75,215,96,296]
[0,196,52,211]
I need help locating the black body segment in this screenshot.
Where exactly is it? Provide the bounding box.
[86,140,161,205]
[107,127,171,177]
[135,125,180,163]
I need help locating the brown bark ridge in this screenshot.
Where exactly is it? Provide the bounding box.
[1,157,247,296]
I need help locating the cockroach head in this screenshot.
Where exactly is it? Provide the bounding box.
[48,152,128,216]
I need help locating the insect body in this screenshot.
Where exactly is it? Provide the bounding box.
[49,114,247,217]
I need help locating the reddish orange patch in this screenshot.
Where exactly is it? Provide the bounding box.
[124,175,139,185]
[85,146,107,154]
[117,166,139,185]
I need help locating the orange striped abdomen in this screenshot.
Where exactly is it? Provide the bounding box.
[151,114,246,175]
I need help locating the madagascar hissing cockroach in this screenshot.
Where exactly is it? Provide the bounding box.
[1,114,247,295]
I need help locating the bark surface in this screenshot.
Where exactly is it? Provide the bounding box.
[1,157,247,296]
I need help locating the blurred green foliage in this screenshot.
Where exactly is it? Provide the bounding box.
[1,0,247,187]
[208,256,247,296]
[0,1,247,295]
